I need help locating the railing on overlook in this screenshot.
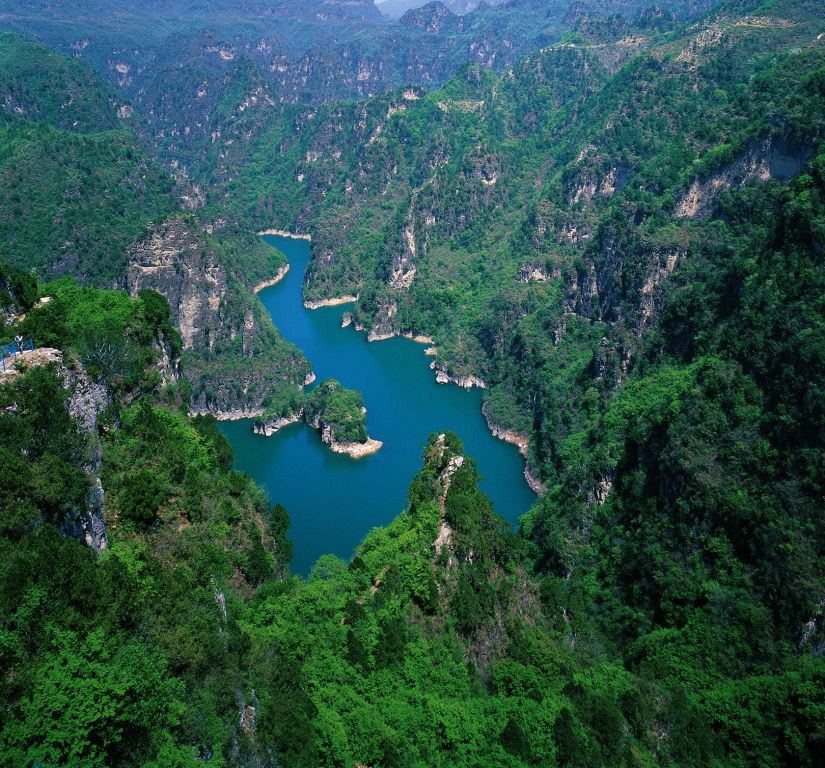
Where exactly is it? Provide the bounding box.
[0,338,35,372]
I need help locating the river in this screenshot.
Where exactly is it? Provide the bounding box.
[220,235,536,575]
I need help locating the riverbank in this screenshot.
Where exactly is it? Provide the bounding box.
[190,406,266,421]
[304,295,359,309]
[481,402,544,496]
[481,403,529,457]
[253,263,290,293]
[258,228,311,240]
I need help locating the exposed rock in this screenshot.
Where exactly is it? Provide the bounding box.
[256,228,312,240]
[252,263,290,293]
[431,433,464,563]
[524,466,545,495]
[64,364,112,433]
[0,347,63,381]
[517,263,555,283]
[128,217,309,418]
[675,136,815,219]
[126,217,228,352]
[367,297,398,340]
[306,410,383,458]
[329,436,383,458]
[341,312,353,328]
[430,360,486,388]
[304,294,359,308]
[799,598,825,657]
[4,348,114,552]
[402,331,434,344]
[482,402,529,457]
[191,406,267,421]
[588,475,613,506]
[61,479,109,553]
[253,410,303,436]
[637,249,682,332]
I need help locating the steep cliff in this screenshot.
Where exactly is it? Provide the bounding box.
[125,216,311,417]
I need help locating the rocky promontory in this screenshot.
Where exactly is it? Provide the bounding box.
[304,294,359,309]
[253,263,289,293]
[253,379,382,458]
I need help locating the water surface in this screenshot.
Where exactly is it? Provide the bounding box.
[220,236,535,575]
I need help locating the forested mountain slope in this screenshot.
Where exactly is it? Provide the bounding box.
[182,7,825,763]
[0,0,715,169]
[0,268,297,766]
[0,32,312,417]
[0,1,823,766]
[201,0,824,471]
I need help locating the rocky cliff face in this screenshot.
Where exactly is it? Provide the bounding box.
[7,348,114,551]
[126,216,310,417]
[675,135,816,219]
[126,217,228,353]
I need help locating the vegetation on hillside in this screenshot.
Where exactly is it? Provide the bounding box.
[0,0,824,765]
[0,271,292,766]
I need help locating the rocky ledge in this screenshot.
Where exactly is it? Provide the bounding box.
[524,467,545,495]
[253,411,303,437]
[430,360,486,389]
[402,332,434,344]
[199,406,269,421]
[481,403,529,457]
[253,263,289,293]
[304,294,359,309]
[257,229,311,240]
[329,436,383,458]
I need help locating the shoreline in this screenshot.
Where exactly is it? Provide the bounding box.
[253,406,383,459]
[481,402,529,458]
[252,263,290,293]
[258,228,311,240]
[304,295,359,309]
[330,437,383,458]
[189,406,266,421]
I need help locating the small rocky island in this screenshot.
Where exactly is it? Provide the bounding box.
[254,378,382,458]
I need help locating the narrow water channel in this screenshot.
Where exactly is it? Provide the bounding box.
[220,235,536,575]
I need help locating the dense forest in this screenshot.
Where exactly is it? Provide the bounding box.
[1,0,824,765]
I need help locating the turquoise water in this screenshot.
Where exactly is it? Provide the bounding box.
[220,236,536,575]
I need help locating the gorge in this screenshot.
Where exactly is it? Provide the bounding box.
[221,235,536,574]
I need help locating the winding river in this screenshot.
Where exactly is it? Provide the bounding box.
[220,235,536,575]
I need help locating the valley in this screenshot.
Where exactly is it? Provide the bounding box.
[0,1,824,766]
[220,235,535,575]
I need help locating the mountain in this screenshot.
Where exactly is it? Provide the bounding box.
[377,0,512,19]
[184,3,825,761]
[0,31,312,418]
[1,0,825,766]
[0,0,717,171]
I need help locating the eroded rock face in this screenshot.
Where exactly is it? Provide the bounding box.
[126,216,310,418]
[126,217,228,352]
[675,136,815,219]
[3,348,113,552]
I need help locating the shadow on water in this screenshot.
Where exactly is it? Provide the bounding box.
[220,235,536,575]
